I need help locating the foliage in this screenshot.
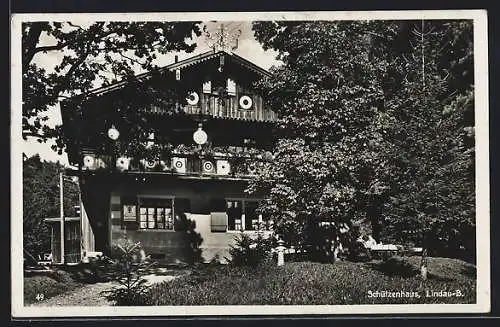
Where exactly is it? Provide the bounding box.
[24,271,80,305]
[174,213,204,265]
[101,240,155,306]
[23,154,80,258]
[22,21,201,152]
[338,226,374,262]
[144,259,475,305]
[228,232,274,267]
[250,20,475,262]
[249,21,386,257]
[376,256,421,277]
[369,21,476,262]
[83,255,115,283]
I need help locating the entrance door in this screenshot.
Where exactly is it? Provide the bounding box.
[65,221,81,263]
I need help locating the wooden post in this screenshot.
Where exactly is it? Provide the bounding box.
[276,239,285,266]
[59,172,65,264]
[78,183,84,262]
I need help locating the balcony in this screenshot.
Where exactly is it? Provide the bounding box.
[148,92,277,122]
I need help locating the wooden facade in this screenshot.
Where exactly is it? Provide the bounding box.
[61,50,276,263]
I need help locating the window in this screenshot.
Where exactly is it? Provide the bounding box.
[226,200,242,231]
[138,198,174,230]
[227,78,236,95]
[244,200,260,231]
[225,199,272,232]
[203,80,212,94]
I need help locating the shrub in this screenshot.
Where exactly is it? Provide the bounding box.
[344,240,372,262]
[24,272,79,305]
[49,270,75,284]
[86,255,114,282]
[228,232,273,267]
[377,256,420,277]
[101,241,155,306]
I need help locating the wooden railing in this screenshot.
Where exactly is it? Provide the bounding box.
[149,93,277,122]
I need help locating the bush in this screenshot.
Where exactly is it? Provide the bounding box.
[101,241,155,306]
[228,232,273,267]
[86,255,114,282]
[377,256,420,277]
[24,272,79,305]
[49,270,75,284]
[343,240,372,262]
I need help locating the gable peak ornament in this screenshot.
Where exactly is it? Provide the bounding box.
[204,23,242,54]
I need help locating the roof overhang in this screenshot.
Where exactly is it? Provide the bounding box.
[87,50,271,98]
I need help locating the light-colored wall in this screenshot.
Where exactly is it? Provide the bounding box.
[109,178,265,263]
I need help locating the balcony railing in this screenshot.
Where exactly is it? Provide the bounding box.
[148,93,277,122]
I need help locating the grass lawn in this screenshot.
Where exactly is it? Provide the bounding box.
[146,256,476,305]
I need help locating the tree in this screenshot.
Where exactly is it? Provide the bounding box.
[372,21,475,262]
[249,21,387,261]
[23,154,80,258]
[22,21,201,152]
[250,20,475,263]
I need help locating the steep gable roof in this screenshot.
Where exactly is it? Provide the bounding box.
[89,50,271,97]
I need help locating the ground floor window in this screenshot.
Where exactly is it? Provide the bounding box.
[226,199,271,232]
[226,200,243,231]
[138,198,174,230]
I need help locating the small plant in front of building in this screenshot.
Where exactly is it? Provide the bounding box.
[228,232,274,267]
[101,240,155,305]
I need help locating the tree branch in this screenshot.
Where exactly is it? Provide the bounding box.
[118,52,146,66]
[67,22,84,30]
[23,23,44,69]
[34,42,71,54]
[22,131,49,139]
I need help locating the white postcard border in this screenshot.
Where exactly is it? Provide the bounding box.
[11,9,490,317]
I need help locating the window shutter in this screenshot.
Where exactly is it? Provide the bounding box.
[211,212,228,232]
[210,198,227,232]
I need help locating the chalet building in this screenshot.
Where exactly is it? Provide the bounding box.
[61,49,277,263]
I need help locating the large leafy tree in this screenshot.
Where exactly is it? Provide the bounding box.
[249,21,387,260]
[23,155,80,258]
[22,21,201,152]
[250,20,475,262]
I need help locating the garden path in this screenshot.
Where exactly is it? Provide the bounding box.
[30,270,186,306]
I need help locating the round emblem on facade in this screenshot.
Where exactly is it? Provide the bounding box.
[203,161,214,172]
[145,159,156,169]
[193,128,208,145]
[107,125,120,140]
[116,157,130,171]
[239,95,253,109]
[186,92,199,105]
[175,160,184,168]
[83,155,95,168]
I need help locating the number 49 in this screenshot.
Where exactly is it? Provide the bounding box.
[35,293,45,301]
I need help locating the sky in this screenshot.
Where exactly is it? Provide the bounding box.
[22,20,281,166]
